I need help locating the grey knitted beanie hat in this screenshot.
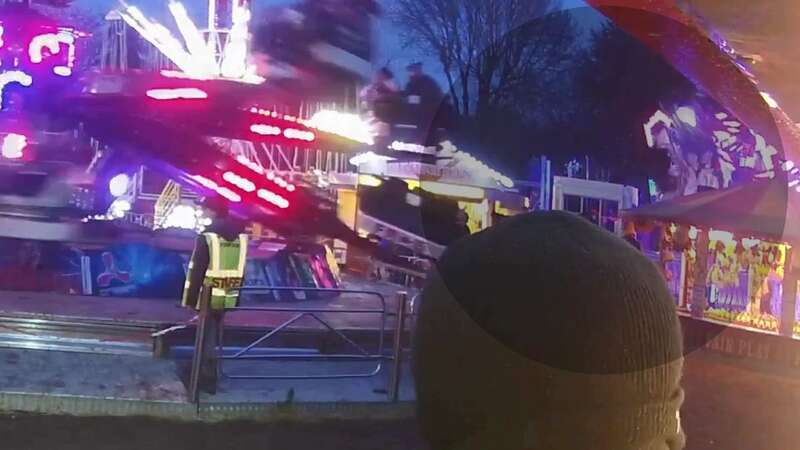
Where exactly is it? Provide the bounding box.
[413,211,685,450]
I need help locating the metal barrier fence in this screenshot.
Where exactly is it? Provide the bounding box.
[188,286,412,403]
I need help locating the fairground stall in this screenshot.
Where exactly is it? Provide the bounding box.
[626,178,799,335]
[581,0,800,370]
[623,176,800,370]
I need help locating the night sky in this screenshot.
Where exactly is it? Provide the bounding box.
[67,0,598,87]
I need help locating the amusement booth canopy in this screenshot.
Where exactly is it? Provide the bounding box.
[625,178,800,244]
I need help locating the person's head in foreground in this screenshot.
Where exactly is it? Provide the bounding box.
[199,195,229,221]
[413,211,684,450]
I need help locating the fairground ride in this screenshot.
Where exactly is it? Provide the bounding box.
[0,0,397,256]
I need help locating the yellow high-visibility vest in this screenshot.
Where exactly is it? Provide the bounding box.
[182,232,248,310]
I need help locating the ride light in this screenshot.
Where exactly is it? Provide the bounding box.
[163,204,198,230]
[53,67,72,77]
[222,171,256,192]
[146,88,208,100]
[29,34,60,64]
[257,188,289,209]
[219,1,251,79]
[306,110,375,145]
[1,134,27,159]
[389,141,431,154]
[108,173,131,197]
[349,151,395,166]
[283,128,315,142]
[168,1,217,74]
[109,199,131,219]
[250,124,281,136]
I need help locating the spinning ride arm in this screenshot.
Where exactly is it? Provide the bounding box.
[45,73,390,260]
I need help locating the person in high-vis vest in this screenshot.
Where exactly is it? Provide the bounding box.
[182,196,248,393]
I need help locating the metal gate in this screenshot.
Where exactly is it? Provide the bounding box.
[187,286,411,402]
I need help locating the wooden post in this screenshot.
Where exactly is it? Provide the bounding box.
[780,246,798,337]
[691,228,710,318]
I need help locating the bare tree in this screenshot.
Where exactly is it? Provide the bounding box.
[391,0,577,124]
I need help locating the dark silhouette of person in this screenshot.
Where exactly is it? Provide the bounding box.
[413,211,685,449]
[404,62,446,145]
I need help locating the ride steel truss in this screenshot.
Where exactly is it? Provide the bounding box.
[224,139,355,178]
[153,179,181,229]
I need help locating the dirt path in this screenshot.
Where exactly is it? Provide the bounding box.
[682,350,800,450]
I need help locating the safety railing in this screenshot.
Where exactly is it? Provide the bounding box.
[222,287,387,380]
[187,286,413,403]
